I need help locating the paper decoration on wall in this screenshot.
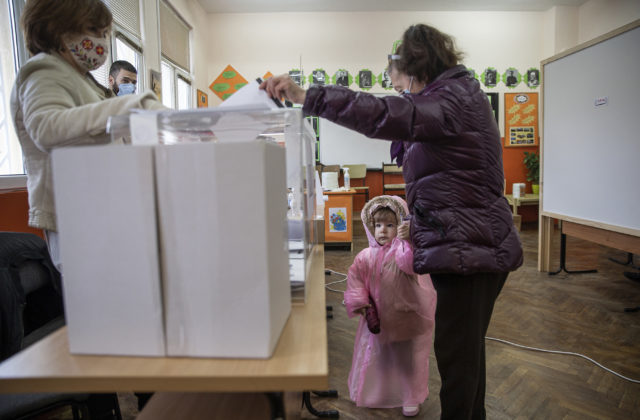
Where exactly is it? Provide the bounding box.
[486,92,499,125]
[467,68,478,80]
[525,68,540,89]
[378,70,393,90]
[356,69,374,90]
[196,89,208,108]
[150,70,162,102]
[329,207,347,232]
[503,67,521,88]
[332,69,352,87]
[391,39,401,54]
[263,71,274,80]
[289,69,305,87]
[309,69,327,86]
[481,67,498,88]
[210,65,248,100]
[504,92,538,147]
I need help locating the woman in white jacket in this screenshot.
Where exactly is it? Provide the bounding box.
[10,0,164,270]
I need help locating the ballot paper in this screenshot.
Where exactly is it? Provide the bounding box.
[218,79,281,110]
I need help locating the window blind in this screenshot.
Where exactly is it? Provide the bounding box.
[104,0,141,39]
[159,0,191,72]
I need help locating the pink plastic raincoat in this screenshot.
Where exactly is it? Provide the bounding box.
[344,196,437,408]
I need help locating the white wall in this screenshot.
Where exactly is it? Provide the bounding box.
[543,6,579,57]
[206,11,547,136]
[578,0,640,43]
[137,1,639,111]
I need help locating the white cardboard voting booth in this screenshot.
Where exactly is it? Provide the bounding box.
[51,145,165,356]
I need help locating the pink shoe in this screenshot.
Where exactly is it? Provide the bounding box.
[402,405,419,417]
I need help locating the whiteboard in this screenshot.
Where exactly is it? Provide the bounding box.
[318,93,395,169]
[542,22,640,234]
[319,118,393,169]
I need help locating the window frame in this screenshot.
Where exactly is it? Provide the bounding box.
[161,57,192,110]
[111,26,145,91]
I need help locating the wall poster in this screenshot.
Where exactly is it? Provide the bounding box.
[329,207,347,232]
[196,89,208,108]
[356,69,374,90]
[209,65,248,100]
[332,69,352,87]
[502,67,521,88]
[526,68,540,88]
[504,92,538,147]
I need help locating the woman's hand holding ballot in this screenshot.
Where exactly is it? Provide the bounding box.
[259,74,307,105]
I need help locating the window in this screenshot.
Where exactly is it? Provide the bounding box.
[177,74,192,110]
[161,60,192,110]
[94,0,143,89]
[113,32,143,89]
[1,0,24,176]
[159,0,192,110]
[161,61,174,108]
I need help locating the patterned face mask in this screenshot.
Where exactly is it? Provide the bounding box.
[64,33,110,72]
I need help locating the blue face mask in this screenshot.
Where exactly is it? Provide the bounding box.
[402,76,414,95]
[117,83,136,96]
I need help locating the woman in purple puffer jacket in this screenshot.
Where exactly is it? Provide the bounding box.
[262,23,523,420]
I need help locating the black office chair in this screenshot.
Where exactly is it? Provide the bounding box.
[0,232,122,420]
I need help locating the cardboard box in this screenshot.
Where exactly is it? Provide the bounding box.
[52,145,165,356]
[155,141,291,358]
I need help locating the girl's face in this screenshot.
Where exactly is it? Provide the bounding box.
[374,214,398,246]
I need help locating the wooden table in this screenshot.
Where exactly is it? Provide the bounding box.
[0,245,328,395]
[505,193,539,216]
[324,189,356,249]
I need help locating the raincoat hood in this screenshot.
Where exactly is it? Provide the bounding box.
[361,195,408,248]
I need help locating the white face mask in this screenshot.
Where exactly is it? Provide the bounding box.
[64,34,110,72]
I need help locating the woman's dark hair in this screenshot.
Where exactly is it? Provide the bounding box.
[22,0,112,55]
[393,24,464,84]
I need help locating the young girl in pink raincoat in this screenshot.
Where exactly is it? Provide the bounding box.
[344,195,437,417]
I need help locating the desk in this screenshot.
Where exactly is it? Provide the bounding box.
[505,193,539,216]
[324,189,356,248]
[0,245,328,394]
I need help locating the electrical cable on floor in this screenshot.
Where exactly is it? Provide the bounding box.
[324,269,639,383]
[324,269,347,293]
[485,336,640,384]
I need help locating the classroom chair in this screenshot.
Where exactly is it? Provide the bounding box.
[382,162,406,197]
[342,164,369,202]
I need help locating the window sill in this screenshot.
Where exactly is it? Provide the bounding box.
[0,175,27,192]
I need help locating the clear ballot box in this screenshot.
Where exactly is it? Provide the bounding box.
[91,106,316,358]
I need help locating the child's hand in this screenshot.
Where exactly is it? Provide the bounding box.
[355,304,371,316]
[398,220,410,240]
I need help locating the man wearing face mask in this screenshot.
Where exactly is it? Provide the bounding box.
[109,60,137,96]
[10,0,164,273]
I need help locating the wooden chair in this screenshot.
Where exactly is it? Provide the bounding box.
[382,162,405,197]
[342,164,369,202]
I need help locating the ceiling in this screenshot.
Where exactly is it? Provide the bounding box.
[196,0,589,14]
